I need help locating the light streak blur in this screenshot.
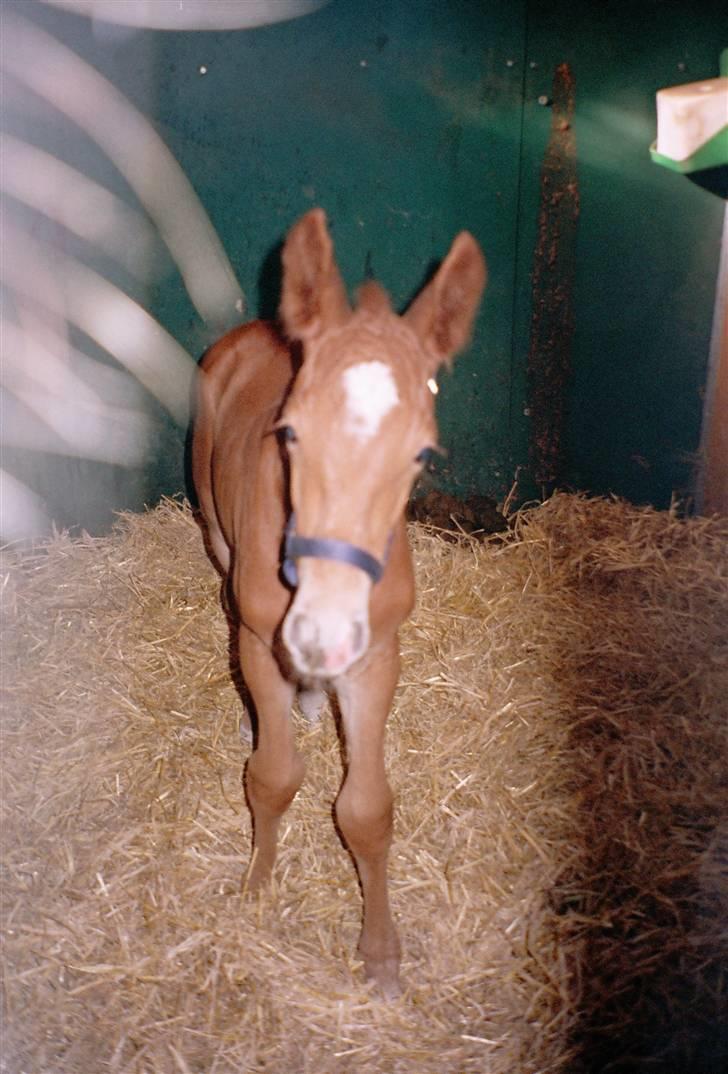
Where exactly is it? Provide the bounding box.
[41,0,331,33]
[2,219,195,426]
[0,4,325,539]
[2,11,245,327]
[0,470,51,544]
[0,133,163,282]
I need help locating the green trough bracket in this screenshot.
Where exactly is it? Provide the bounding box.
[650,126,728,174]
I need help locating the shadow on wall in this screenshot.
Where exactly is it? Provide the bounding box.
[257,241,285,323]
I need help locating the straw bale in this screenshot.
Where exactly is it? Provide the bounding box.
[1,493,726,1073]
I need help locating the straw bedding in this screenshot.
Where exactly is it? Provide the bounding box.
[1,494,726,1074]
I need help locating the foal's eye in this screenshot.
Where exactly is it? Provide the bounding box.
[278,424,298,445]
[415,447,435,467]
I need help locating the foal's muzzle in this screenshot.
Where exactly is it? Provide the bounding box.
[280,515,392,678]
[284,606,368,678]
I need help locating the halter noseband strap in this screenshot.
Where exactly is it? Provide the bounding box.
[282,513,389,588]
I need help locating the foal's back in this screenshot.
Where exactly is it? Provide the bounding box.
[192,321,292,600]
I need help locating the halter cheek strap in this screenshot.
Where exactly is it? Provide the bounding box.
[282,513,389,588]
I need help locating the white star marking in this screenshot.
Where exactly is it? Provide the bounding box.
[342,361,400,441]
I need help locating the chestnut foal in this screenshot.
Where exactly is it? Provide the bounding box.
[192,209,485,997]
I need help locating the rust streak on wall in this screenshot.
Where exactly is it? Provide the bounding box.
[527,63,580,490]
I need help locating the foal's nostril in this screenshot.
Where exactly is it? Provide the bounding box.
[290,613,317,648]
[287,613,324,670]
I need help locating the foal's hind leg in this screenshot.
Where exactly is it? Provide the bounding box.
[335,640,402,998]
[239,626,304,891]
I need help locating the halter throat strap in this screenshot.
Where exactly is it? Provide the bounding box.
[282,513,388,587]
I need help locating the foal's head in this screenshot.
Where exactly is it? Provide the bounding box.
[277,209,486,679]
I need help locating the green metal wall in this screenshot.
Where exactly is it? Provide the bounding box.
[151,0,527,502]
[515,0,726,506]
[2,0,724,535]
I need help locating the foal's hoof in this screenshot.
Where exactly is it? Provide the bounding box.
[365,957,402,1001]
[241,859,272,897]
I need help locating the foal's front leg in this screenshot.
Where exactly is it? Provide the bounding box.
[239,626,304,890]
[335,639,402,998]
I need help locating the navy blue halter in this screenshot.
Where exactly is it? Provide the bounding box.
[282,513,389,588]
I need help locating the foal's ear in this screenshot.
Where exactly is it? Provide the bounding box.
[279,208,351,341]
[405,232,487,369]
